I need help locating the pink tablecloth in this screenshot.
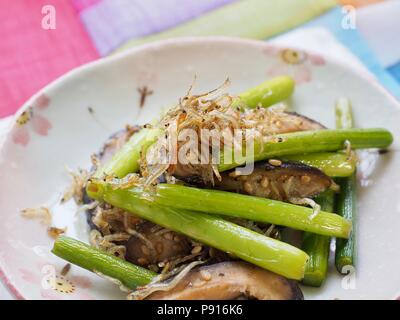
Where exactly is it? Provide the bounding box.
[1,0,398,119]
[0,0,234,118]
[0,0,99,118]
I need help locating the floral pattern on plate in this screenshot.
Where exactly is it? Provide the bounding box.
[12,94,52,146]
[264,47,325,84]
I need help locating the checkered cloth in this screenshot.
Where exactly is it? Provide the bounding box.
[0,0,399,119]
[0,0,233,117]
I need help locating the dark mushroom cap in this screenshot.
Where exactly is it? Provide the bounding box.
[146,261,303,300]
[125,222,191,266]
[97,126,140,164]
[181,160,333,202]
[282,112,326,132]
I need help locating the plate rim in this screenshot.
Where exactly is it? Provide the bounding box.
[1,36,399,300]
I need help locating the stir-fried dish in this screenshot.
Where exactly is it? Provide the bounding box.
[51,76,393,300]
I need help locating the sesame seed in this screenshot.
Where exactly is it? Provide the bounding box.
[200,270,212,281]
[191,245,202,254]
[261,177,269,188]
[268,159,282,166]
[301,175,311,183]
[164,232,173,240]
[244,182,254,194]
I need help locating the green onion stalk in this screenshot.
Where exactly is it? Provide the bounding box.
[88,128,391,200]
[112,183,351,239]
[301,190,335,287]
[52,236,155,290]
[334,98,357,273]
[218,128,393,172]
[86,183,309,280]
[283,152,355,177]
[233,76,295,108]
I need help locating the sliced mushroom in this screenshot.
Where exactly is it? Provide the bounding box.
[180,161,333,201]
[146,261,303,300]
[267,111,326,133]
[125,222,191,266]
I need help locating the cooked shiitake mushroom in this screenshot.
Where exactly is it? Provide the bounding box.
[180,160,334,201]
[266,111,326,133]
[146,261,303,300]
[125,221,191,266]
[98,125,141,164]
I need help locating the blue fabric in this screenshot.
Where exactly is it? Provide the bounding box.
[388,63,400,83]
[304,8,400,98]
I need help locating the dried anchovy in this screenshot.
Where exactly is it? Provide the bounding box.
[62,168,90,204]
[289,197,321,220]
[128,260,205,300]
[21,207,52,226]
[142,83,309,187]
[47,226,67,239]
[102,173,142,190]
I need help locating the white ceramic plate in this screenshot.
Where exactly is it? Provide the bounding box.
[0,37,399,300]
